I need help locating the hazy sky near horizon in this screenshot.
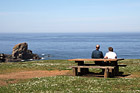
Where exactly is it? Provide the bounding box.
[0,0,140,33]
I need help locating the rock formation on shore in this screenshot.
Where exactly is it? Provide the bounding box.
[0,42,40,62]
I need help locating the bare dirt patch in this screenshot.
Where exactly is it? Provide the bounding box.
[0,70,70,79]
[0,70,70,86]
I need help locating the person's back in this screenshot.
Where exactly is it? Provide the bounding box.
[91,45,104,65]
[104,47,117,66]
[104,47,117,59]
[91,50,103,59]
[105,51,117,59]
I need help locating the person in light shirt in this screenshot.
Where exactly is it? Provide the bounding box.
[104,47,117,59]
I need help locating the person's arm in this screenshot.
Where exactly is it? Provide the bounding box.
[91,52,94,58]
[104,56,108,59]
[104,53,108,59]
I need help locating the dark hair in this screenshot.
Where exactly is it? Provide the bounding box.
[108,47,113,52]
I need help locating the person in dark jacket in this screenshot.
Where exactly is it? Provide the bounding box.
[91,45,104,65]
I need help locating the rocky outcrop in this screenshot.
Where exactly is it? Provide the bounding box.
[1,42,40,62]
[12,43,28,59]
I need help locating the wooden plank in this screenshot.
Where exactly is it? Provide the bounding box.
[68,58,124,62]
[72,66,115,69]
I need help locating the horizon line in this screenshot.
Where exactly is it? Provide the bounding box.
[0,32,140,34]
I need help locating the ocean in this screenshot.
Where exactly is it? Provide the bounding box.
[0,32,140,60]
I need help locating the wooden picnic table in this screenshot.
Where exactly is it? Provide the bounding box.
[68,58,124,78]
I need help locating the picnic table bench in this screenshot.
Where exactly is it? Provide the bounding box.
[68,58,124,78]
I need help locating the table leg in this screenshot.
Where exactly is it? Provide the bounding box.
[75,61,89,75]
[111,61,119,76]
[114,66,119,75]
[109,68,115,77]
[104,68,109,78]
[72,67,78,76]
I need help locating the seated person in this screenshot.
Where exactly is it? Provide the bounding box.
[91,44,104,65]
[104,47,117,66]
[104,47,117,59]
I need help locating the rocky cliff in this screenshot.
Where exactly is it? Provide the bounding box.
[0,42,40,62]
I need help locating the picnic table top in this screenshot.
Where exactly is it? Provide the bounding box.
[68,58,124,62]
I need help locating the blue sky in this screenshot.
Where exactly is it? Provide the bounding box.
[0,0,140,33]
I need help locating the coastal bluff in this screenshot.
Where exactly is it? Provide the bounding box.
[0,42,40,62]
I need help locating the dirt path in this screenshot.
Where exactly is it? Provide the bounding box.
[0,70,69,79]
[0,70,70,86]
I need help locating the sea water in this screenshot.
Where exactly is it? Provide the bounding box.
[0,32,140,60]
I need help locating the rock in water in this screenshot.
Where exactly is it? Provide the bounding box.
[12,43,27,59]
[12,42,40,60]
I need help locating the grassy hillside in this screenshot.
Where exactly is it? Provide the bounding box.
[0,59,140,93]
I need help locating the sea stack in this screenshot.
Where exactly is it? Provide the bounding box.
[12,42,40,60]
[0,42,40,62]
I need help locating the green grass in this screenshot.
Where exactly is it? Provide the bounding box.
[119,59,140,75]
[0,59,140,93]
[0,60,76,74]
[0,76,140,93]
